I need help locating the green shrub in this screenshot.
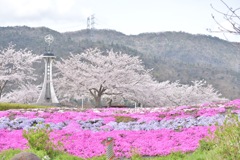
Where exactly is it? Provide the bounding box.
[210,114,240,159]
[23,124,63,158]
[196,114,240,160]
[199,138,215,151]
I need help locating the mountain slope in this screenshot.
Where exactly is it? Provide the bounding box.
[0,26,239,99]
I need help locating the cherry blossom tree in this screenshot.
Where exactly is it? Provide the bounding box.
[55,48,155,107]
[55,48,226,107]
[0,44,40,99]
[1,83,40,103]
[148,80,227,107]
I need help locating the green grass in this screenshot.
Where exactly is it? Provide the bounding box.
[114,115,138,123]
[0,149,85,160]
[0,102,53,111]
[0,149,22,160]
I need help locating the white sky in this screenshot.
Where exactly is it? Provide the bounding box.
[0,0,239,42]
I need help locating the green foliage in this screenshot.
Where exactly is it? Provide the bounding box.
[206,114,240,159]
[198,138,215,151]
[131,148,142,160]
[86,155,106,160]
[0,149,84,160]
[189,114,240,160]
[132,155,142,160]
[51,152,84,160]
[115,115,137,123]
[28,149,49,159]
[0,102,51,111]
[142,152,186,160]
[166,152,186,159]
[23,124,63,158]
[0,149,21,160]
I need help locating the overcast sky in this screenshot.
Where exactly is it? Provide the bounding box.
[0,0,239,42]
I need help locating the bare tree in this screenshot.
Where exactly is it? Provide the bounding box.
[208,0,240,35]
[1,83,40,104]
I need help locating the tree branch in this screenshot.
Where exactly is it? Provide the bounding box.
[209,0,240,35]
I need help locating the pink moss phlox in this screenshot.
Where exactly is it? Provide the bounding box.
[0,99,238,158]
[0,111,9,118]
[0,129,27,150]
[0,126,216,158]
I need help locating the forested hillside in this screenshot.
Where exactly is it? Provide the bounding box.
[0,26,239,99]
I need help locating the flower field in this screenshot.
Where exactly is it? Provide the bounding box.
[0,100,240,159]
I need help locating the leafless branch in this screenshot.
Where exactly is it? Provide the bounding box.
[208,0,240,35]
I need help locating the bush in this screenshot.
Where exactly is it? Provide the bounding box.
[197,114,240,160]
[199,138,215,151]
[23,124,63,158]
[210,114,240,159]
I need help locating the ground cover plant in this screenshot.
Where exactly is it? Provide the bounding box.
[0,99,239,159]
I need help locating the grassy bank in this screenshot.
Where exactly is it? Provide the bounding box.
[0,103,52,111]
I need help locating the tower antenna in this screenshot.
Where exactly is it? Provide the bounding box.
[86,14,95,30]
[36,34,59,105]
[91,14,95,29]
[87,17,91,29]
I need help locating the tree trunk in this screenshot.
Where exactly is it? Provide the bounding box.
[94,96,102,108]
[89,85,106,108]
[107,99,112,108]
[0,80,8,99]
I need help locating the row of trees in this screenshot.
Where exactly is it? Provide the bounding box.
[0,45,226,107]
[55,48,226,107]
